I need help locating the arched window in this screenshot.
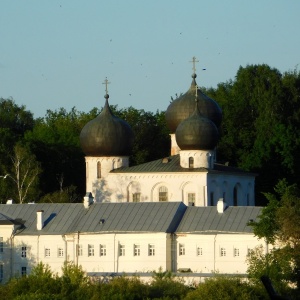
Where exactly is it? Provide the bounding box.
[97,161,101,179]
[189,157,194,168]
[159,186,168,202]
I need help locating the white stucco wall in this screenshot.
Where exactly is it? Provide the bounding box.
[0,224,15,283]
[10,232,171,277]
[176,233,265,274]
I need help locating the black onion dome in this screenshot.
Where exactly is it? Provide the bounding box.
[165,74,222,133]
[175,103,219,150]
[80,96,134,156]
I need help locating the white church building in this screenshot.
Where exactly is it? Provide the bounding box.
[0,60,266,284]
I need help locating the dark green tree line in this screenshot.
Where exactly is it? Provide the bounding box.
[205,64,300,204]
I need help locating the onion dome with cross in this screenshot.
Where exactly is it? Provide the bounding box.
[80,78,134,156]
[175,96,219,151]
[165,57,222,133]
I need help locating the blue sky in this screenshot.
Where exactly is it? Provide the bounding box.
[1,0,300,118]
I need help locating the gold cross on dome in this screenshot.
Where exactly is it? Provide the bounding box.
[189,56,199,74]
[102,77,111,94]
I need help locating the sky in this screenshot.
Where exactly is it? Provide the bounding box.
[1,0,300,118]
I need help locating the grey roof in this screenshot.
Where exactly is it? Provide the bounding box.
[0,202,186,235]
[111,155,255,176]
[0,203,84,235]
[76,202,186,233]
[176,206,262,234]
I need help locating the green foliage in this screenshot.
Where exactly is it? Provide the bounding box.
[149,268,189,300]
[114,107,170,166]
[184,276,265,300]
[91,276,149,300]
[60,262,92,300]
[248,181,300,296]
[4,262,61,300]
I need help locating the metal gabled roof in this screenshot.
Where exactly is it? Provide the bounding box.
[0,202,187,235]
[176,206,262,234]
[110,155,255,176]
[0,203,85,235]
[75,202,186,233]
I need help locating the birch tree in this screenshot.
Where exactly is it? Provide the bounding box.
[9,144,41,203]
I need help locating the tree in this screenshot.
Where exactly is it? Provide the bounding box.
[205,65,300,204]
[184,276,265,300]
[248,180,300,297]
[6,144,41,203]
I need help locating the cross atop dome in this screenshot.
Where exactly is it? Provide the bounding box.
[102,77,111,99]
[189,56,199,75]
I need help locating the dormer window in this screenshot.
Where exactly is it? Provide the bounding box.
[189,157,194,168]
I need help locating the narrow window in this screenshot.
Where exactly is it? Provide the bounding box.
[197,246,203,256]
[88,244,94,257]
[77,244,83,256]
[21,246,27,258]
[159,186,168,202]
[189,157,194,168]
[100,244,106,256]
[58,248,64,257]
[210,192,214,206]
[0,264,3,282]
[188,193,195,206]
[119,244,125,256]
[21,267,27,276]
[0,237,3,253]
[233,186,238,206]
[247,248,252,256]
[132,193,141,202]
[45,248,50,257]
[148,244,155,256]
[97,161,101,179]
[220,247,226,257]
[179,244,185,256]
[234,248,239,257]
[134,244,140,256]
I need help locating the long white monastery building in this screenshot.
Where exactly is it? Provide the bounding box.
[0,61,266,283]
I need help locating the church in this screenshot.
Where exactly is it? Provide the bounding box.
[80,58,255,207]
[0,58,266,284]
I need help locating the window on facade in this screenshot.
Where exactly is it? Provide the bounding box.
[88,244,94,257]
[188,193,195,206]
[134,244,140,256]
[21,246,27,258]
[132,193,141,202]
[97,161,101,178]
[189,157,194,168]
[197,246,203,256]
[247,248,252,256]
[0,237,3,253]
[210,192,214,206]
[0,264,3,282]
[220,247,226,257]
[100,244,106,256]
[148,244,155,256]
[234,248,240,257]
[233,186,238,206]
[45,248,50,257]
[21,267,27,276]
[159,186,168,202]
[179,244,185,256]
[119,244,125,256]
[58,247,64,257]
[77,244,83,256]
